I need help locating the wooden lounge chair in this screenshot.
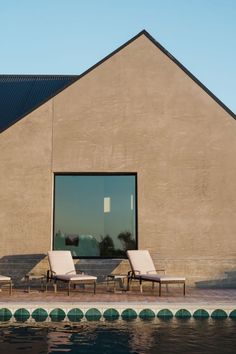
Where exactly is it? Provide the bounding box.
[47,251,97,295]
[0,275,12,295]
[127,250,185,296]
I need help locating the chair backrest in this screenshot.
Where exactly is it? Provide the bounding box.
[127,250,156,275]
[48,251,76,275]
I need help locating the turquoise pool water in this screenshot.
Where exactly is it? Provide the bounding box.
[0,318,235,354]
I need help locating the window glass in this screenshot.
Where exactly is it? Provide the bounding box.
[54,174,136,257]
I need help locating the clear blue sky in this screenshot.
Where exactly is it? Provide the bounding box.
[0,0,235,113]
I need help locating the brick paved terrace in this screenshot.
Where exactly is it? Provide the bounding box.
[1,283,236,304]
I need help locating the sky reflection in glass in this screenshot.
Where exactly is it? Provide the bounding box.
[54,175,136,257]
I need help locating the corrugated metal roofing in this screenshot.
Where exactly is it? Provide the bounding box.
[0,75,78,132]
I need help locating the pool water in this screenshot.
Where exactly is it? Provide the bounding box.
[0,318,236,354]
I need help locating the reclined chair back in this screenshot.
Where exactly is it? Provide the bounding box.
[127,250,156,276]
[48,251,76,276]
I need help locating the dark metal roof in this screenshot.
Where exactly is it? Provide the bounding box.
[0,75,78,132]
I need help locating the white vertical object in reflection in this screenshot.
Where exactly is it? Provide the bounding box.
[131,194,134,210]
[104,197,111,213]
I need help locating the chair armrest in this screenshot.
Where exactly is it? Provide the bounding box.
[128,270,142,280]
[156,269,166,274]
[133,270,141,275]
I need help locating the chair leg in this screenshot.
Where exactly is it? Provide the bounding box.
[9,281,12,295]
[53,281,57,293]
[94,281,96,294]
[139,279,143,293]
[127,277,131,291]
[68,282,70,296]
[183,282,186,296]
[159,282,161,296]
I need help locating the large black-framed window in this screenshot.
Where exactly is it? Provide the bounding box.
[53,173,137,258]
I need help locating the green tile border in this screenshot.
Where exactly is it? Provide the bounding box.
[193,309,209,319]
[85,308,102,321]
[14,308,30,322]
[103,308,119,320]
[0,308,12,321]
[211,309,228,319]
[32,308,48,322]
[121,308,137,319]
[175,309,191,318]
[139,308,155,319]
[229,309,236,319]
[157,309,173,319]
[0,306,234,322]
[67,308,84,322]
[49,308,66,322]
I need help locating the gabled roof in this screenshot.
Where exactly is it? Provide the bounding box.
[0,75,78,132]
[0,30,235,133]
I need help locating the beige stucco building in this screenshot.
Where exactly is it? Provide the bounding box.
[0,30,236,287]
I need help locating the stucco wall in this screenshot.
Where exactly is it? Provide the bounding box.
[52,35,236,286]
[1,34,236,287]
[0,101,53,257]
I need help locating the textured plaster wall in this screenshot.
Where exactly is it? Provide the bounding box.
[1,34,236,286]
[52,35,236,286]
[0,101,53,263]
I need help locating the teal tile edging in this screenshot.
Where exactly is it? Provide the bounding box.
[0,306,235,322]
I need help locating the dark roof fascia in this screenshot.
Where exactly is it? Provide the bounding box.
[0,74,78,79]
[0,75,78,133]
[74,29,236,120]
[141,30,236,119]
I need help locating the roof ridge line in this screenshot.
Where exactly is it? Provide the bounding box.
[74,29,235,119]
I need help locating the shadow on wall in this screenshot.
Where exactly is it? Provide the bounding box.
[195,270,236,289]
[0,254,47,286]
[74,258,128,282]
[0,254,128,285]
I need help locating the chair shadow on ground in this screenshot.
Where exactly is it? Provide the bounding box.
[0,254,47,287]
[0,254,125,288]
[195,270,236,288]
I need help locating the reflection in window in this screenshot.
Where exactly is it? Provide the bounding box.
[53,174,136,257]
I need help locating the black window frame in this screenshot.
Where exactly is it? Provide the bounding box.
[53,172,138,259]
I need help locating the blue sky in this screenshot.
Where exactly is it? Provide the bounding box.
[0,0,235,113]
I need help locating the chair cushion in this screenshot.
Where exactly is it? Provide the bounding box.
[0,275,11,281]
[56,274,97,281]
[127,250,156,275]
[48,251,76,275]
[140,274,185,282]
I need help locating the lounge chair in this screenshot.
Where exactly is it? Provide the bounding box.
[0,275,12,295]
[127,250,185,296]
[47,251,97,295]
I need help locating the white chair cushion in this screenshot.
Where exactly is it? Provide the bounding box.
[48,251,76,275]
[141,274,185,282]
[127,250,185,282]
[127,250,156,275]
[56,274,97,281]
[0,275,11,281]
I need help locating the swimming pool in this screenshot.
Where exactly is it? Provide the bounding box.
[0,318,235,354]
